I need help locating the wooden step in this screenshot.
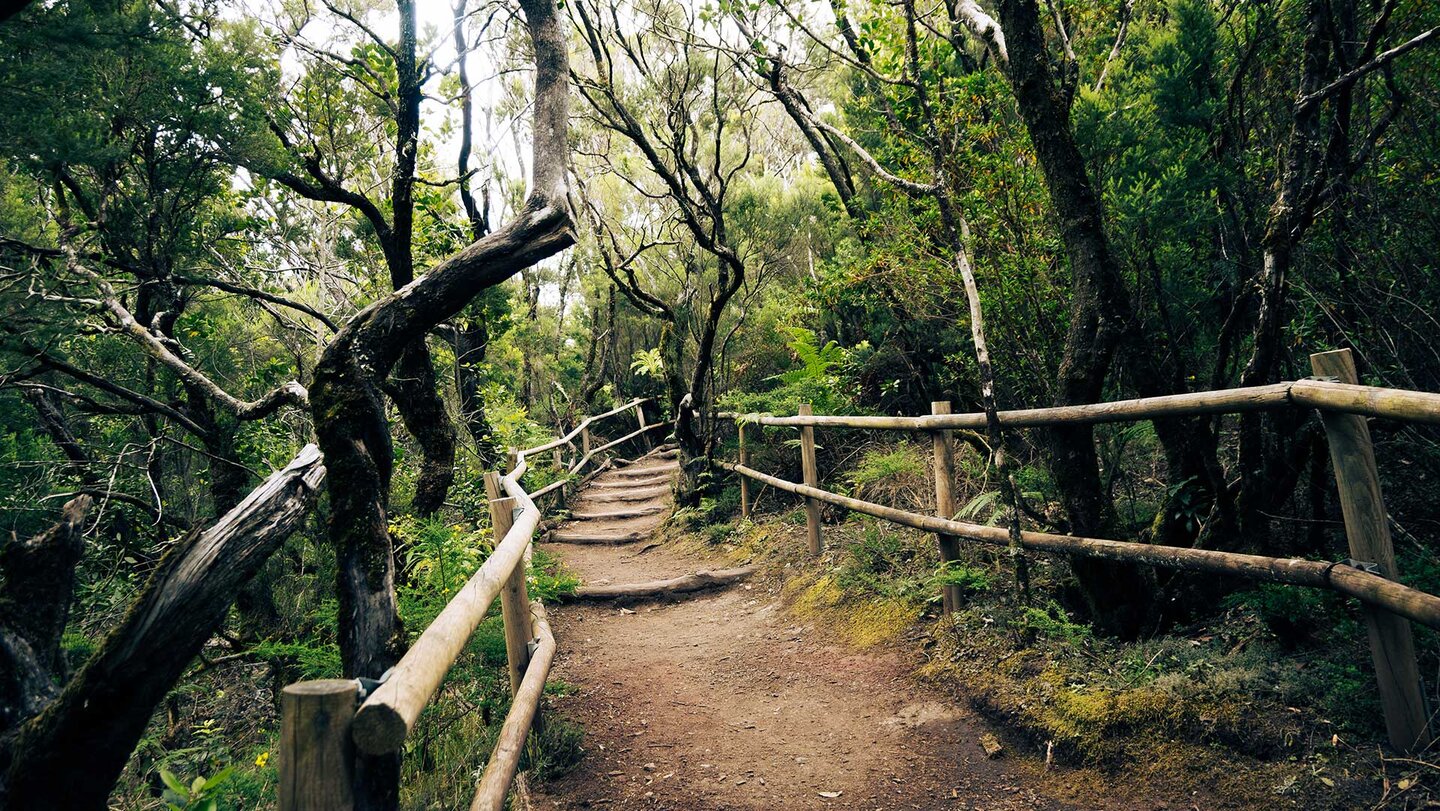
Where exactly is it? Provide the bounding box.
[570,505,666,520]
[579,486,670,503]
[567,566,758,602]
[547,529,646,545]
[612,464,678,479]
[591,475,672,489]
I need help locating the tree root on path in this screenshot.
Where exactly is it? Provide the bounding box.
[565,566,757,603]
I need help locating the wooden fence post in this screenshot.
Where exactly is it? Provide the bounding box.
[634,401,653,450]
[1310,349,1430,752]
[931,401,961,614]
[279,679,357,811]
[551,447,563,469]
[506,447,519,475]
[485,473,531,696]
[798,404,823,555]
[738,422,751,519]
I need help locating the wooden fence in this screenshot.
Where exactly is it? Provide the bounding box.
[721,350,1440,754]
[278,399,664,811]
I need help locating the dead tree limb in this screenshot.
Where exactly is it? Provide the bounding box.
[0,496,90,734]
[0,447,325,811]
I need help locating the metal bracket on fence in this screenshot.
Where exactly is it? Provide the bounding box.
[1343,558,1383,575]
[354,666,395,701]
[526,638,541,658]
[1306,375,1340,383]
[1321,558,1385,583]
[512,506,525,522]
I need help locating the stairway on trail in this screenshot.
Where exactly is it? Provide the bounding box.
[532,448,1150,811]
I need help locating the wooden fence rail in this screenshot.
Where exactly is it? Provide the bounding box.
[722,349,1438,753]
[279,399,666,811]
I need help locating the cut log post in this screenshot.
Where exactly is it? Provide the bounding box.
[280,679,358,811]
[738,422,751,520]
[551,447,563,469]
[1310,349,1430,752]
[581,425,592,458]
[506,447,519,475]
[931,401,961,614]
[798,404,823,555]
[633,401,652,450]
[485,473,531,697]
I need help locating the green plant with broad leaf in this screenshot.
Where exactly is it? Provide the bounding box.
[159,766,233,811]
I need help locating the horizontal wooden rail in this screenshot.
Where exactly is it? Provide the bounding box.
[718,379,1440,430]
[282,400,664,811]
[351,506,540,754]
[1291,379,1440,425]
[720,461,1440,630]
[471,601,555,811]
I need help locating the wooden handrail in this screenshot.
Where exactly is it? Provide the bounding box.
[281,399,663,810]
[721,358,1440,753]
[350,399,654,754]
[470,601,556,811]
[717,379,1440,430]
[350,506,541,753]
[721,461,1440,629]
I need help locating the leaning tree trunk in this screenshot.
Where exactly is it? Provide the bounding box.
[0,449,324,810]
[307,0,574,805]
[0,495,89,736]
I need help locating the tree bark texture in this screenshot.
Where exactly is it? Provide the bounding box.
[0,448,324,811]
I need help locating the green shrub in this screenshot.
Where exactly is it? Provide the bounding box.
[930,562,992,596]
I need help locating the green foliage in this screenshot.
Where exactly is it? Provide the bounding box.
[629,347,666,380]
[929,562,991,595]
[528,547,579,602]
[1222,585,1341,648]
[1018,602,1093,645]
[846,445,928,488]
[392,515,490,603]
[159,766,233,811]
[252,640,342,681]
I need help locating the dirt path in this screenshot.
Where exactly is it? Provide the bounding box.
[533,451,1169,811]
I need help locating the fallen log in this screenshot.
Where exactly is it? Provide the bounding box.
[567,566,758,602]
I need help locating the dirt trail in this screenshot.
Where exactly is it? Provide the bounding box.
[533,451,1169,811]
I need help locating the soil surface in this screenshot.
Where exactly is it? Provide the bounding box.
[533,450,1189,811]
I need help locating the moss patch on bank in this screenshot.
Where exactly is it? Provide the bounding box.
[671,500,1438,810]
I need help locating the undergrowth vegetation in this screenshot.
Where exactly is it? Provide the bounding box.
[103,472,582,810]
[688,427,1440,809]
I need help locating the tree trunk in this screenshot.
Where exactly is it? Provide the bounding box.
[0,496,89,735]
[391,342,456,516]
[997,0,1154,636]
[0,449,324,810]
[307,0,574,804]
[454,317,497,469]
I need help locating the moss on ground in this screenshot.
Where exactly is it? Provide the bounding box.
[678,508,1437,810]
